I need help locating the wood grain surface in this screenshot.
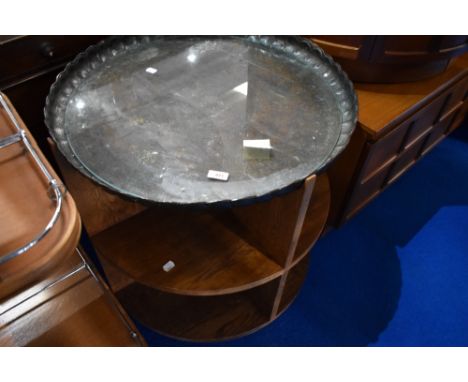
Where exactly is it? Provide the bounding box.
[93,206,283,296]
[355,54,468,139]
[0,250,146,346]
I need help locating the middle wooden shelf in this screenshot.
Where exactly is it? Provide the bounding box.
[92,207,284,296]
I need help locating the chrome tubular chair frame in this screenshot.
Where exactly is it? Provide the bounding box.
[0,93,64,266]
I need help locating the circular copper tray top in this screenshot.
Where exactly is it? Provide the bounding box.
[46,36,357,205]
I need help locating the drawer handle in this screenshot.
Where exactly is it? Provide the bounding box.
[40,43,55,58]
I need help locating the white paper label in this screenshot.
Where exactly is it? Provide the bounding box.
[145,67,158,74]
[163,260,175,272]
[207,170,229,181]
[243,139,272,149]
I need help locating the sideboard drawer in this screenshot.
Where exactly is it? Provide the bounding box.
[449,99,468,133]
[345,167,390,219]
[422,114,454,155]
[387,139,425,184]
[360,123,408,181]
[404,94,448,147]
[439,76,468,118]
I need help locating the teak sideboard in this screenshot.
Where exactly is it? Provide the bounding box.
[326,54,468,225]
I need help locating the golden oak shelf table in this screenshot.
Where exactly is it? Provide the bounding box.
[45,36,357,341]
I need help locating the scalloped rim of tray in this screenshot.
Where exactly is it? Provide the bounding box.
[44,36,358,207]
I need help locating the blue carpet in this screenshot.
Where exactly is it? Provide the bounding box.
[135,122,468,346]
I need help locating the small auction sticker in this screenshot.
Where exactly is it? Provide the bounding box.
[163,260,175,272]
[145,67,158,74]
[207,170,229,181]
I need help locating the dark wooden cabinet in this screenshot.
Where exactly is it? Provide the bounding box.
[0,36,104,160]
[0,36,103,89]
[307,36,375,61]
[370,36,468,64]
[307,35,468,83]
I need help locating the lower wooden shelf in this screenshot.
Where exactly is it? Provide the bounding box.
[105,253,311,342]
[117,278,279,342]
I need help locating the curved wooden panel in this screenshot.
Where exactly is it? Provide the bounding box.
[0,94,81,300]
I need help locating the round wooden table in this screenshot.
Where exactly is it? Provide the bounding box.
[46,36,357,341]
